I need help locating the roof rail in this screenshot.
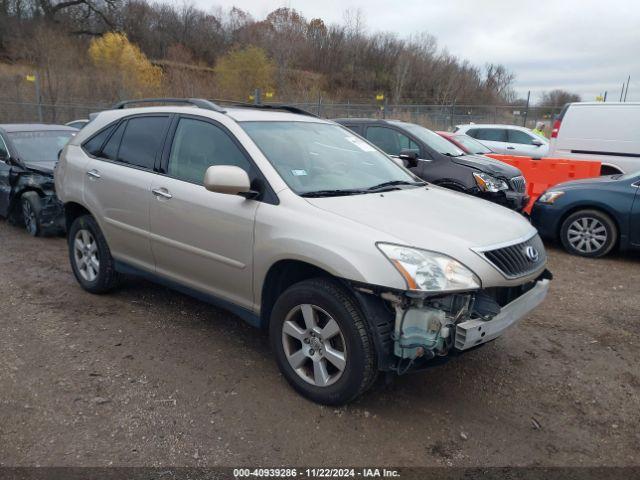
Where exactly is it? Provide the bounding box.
[226,102,318,118]
[112,98,226,113]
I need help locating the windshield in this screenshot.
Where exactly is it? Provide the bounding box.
[241,121,421,195]
[391,121,465,156]
[8,130,74,163]
[452,134,492,154]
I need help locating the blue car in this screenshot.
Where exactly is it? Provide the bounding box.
[531,172,640,257]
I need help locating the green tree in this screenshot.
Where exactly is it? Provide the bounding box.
[214,46,275,100]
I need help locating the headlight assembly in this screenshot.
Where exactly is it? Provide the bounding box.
[473,172,509,192]
[377,243,481,293]
[537,191,564,204]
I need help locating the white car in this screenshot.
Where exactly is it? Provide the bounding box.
[455,124,549,158]
[548,102,640,175]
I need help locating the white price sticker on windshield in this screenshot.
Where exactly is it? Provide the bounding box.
[345,136,376,152]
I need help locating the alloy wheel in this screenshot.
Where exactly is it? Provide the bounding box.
[22,199,37,236]
[73,229,100,282]
[281,304,347,387]
[567,217,608,254]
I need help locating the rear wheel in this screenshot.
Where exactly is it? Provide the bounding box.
[68,215,120,293]
[560,209,617,258]
[269,278,376,405]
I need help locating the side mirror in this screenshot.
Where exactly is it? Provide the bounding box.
[203,165,257,198]
[531,138,543,147]
[0,150,8,162]
[398,149,419,168]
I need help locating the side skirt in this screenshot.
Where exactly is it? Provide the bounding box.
[114,260,262,328]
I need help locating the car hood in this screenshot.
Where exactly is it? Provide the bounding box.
[305,185,536,252]
[552,175,624,191]
[451,154,522,178]
[23,160,56,174]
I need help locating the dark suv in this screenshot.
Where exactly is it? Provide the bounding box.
[335,119,529,212]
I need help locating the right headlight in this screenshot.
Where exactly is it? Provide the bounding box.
[473,172,509,192]
[377,243,481,293]
[537,191,564,204]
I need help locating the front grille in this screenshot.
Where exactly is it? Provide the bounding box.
[479,234,546,279]
[510,175,526,193]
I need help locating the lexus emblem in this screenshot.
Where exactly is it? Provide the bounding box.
[524,246,539,262]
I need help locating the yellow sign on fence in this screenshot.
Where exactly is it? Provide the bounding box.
[375,93,384,101]
[25,74,36,82]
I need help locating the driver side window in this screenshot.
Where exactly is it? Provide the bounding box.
[366,126,419,156]
[167,118,251,185]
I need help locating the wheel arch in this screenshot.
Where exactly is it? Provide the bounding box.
[63,201,94,233]
[600,164,623,176]
[260,259,336,328]
[8,187,45,222]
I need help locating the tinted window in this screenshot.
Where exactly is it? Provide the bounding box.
[508,129,536,145]
[83,124,116,156]
[474,128,507,142]
[365,126,419,156]
[168,118,251,184]
[101,122,126,161]
[117,116,169,170]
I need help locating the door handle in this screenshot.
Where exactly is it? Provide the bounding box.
[86,169,101,179]
[152,188,173,199]
[506,146,515,150]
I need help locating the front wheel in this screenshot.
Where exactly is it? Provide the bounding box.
[560,209,617,258]
[21,192,41,237]
[269,278,377,405]
[68,215,120,293]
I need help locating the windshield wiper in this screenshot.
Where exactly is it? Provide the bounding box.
[366,180,426,191]
[300,189,368,198]
[443,152,465,157]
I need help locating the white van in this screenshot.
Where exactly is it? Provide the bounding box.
[548,102,640,175]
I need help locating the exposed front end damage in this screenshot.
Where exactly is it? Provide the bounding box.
[6,170,65,235]
[354,269,552,373]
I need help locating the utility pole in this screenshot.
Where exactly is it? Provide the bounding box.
[253,88,261,105]
[523,90,531,127]
[34,72,43,123]
[603,91,607,102]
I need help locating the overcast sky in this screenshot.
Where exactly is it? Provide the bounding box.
[192,0,639,103]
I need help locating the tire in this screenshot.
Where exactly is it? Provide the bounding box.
[21,192,42,237]
[68,214,120,293]
[269,278,377,405]
[560,209,617,258]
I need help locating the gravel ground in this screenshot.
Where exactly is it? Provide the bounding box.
[0,220,639,468]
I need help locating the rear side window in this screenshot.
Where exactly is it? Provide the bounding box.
[117,116,169,170]
[83,124,116,156]
[508,129,536,145]
[101,122,126,161]
[474,129,507,142]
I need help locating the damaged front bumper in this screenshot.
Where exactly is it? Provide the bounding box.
[454,278,549,351]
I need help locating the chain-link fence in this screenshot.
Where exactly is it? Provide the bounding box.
[0,97,562,131]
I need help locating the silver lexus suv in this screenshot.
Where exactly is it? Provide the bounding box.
[55,98,551,405]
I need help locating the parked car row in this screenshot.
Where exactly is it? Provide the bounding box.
[0,98,636,404]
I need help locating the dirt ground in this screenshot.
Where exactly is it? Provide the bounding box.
[0,219,639,468]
